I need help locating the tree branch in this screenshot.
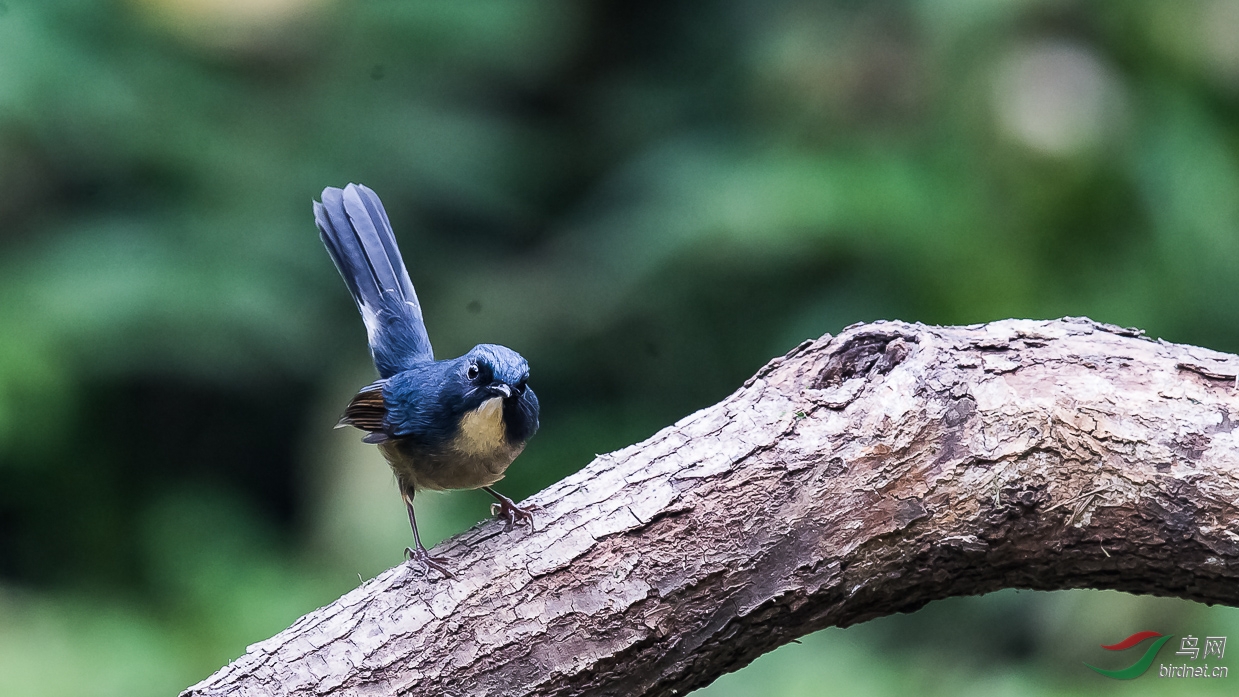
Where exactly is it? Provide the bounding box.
[183,318,1239,697]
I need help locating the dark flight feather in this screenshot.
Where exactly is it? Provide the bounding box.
[338,381,388,434]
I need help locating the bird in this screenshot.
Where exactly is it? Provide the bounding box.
[313,183,540,577]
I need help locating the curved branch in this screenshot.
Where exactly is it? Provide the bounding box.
[183,318,1239,697]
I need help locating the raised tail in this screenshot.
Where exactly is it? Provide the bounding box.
[314,183,433,376]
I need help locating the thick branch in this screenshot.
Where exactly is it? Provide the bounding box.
[183,318,1239,697]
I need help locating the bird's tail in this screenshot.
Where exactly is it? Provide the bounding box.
[314,184,434,376]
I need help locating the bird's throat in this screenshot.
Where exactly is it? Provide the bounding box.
[452,396,507,457]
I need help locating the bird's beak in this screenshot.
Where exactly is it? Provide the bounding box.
[490,383,513,399]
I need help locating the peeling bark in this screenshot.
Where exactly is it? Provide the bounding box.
[183,318,1239,697]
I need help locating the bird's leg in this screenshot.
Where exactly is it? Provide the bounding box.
[483,486,537,531]
[402,492,453,579]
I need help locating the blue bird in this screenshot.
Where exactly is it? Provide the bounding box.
[314,183,540,577]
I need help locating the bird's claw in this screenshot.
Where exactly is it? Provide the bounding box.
[405,546,454,579]
[490,499,539,532]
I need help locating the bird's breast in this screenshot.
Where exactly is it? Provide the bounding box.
[379,396,526,492]
[453,396,508,457]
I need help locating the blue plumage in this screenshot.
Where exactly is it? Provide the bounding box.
[383,344,538,443]
[315,184,540,577]
[314,183,433,376]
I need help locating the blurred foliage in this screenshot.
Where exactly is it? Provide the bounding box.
[1,0,1238,694]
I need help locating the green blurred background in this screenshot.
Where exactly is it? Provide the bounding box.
[1,0,1238,694]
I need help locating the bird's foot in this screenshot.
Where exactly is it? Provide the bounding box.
[490,497,539,532]
[405,546,454,579]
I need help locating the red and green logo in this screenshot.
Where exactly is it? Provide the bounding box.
[1086,631,1173,680]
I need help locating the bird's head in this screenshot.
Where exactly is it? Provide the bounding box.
[457,344,531,406]
[446,343,539,447]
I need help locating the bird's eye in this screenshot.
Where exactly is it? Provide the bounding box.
[515,378,527,394]
[467,364,479,380]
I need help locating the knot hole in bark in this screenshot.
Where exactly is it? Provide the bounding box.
[815,332,917,388]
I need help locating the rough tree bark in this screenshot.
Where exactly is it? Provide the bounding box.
[183,317,1239,697]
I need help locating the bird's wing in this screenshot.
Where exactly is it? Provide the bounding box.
[315,183,434,376]
[337,380,390,443]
